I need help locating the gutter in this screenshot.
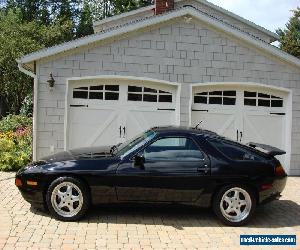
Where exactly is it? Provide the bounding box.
[17,60,38,161]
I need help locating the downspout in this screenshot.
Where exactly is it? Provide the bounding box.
[17,60,38,161]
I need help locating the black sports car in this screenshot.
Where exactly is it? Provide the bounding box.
[15,127,287,226]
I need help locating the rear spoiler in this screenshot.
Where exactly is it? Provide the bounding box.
[247,142,286,157]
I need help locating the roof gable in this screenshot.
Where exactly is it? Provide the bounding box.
[18,6,300,70]
[175,0,278,42]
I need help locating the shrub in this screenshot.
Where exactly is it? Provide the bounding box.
[0,114,32,132]
[0,116,32,171]
[20,93,33,117]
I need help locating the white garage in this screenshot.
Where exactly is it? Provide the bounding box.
[190,83,292,167]
[65,76,181,150]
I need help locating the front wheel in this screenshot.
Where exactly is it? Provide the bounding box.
[213,185,256,226]
[46,177,90,221]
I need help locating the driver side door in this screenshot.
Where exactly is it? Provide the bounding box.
[116,136,210,203]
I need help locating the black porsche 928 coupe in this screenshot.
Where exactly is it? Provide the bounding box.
[15,127,287,226]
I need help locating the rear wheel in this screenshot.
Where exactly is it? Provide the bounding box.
[213,185,256,226]
[46,177,89,221]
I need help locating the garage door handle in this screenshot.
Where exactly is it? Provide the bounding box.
[237,130,239,141]
[123,127,126,138]
[240,132,243,142]
[119,126,122,138]
[70,105,88,108]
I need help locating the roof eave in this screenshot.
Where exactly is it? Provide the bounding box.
[93,5,155,28]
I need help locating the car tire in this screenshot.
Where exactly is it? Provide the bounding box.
[46,177,90,221]
[213,185,256,226]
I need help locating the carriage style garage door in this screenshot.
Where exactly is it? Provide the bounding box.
[191,83,291,166]
[65,77,180,149]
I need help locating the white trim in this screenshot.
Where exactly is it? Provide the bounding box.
[189,82,293,173]
[64,75,181,150]
[18,62,38,161]
[18,7,300,69]
[93,5,155,27]
[174,0,278,41]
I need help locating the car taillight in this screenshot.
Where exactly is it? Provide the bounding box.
[275,165,286,176]
[15,178,22,187]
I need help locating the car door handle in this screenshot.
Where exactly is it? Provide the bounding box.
[197,168,209,174]
[197,164,209,174]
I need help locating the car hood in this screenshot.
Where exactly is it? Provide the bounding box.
[41,146,113,162]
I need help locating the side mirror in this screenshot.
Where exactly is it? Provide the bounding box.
[134,155,145,168]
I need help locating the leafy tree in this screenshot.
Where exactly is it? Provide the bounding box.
[90,0,153,21]
[277,7,300,59]
[0,0,154,115]
[77,1,94,38]
[0,9,73,114]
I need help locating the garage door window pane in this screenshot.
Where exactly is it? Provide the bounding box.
[73,91,88,99]
[128,86,142,92]
[144,87,157,93]
[159,95,172,103]
[144,137,204,161]
[210,91,222,96]
[75,87,88,91]
[128,93,142,101]
[90,85,103,91]
[89,92,103,100]
[223,97,236,105]
[271,99,283,107]
[105,85,119,91]
[244,91,256,98]
[258,93,270,98]
[258,99,270,107]
[194,96,207,104]
[209,97,222,104]
[105,92,119,100]
[244,98,256,106]
[223,91,236,96]
[144,94,157,102]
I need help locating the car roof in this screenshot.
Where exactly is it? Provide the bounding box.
[151,126,221,139]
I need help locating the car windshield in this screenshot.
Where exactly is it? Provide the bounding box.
[115,130,156,158]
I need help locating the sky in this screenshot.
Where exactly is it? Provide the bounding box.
[208,0,299,33]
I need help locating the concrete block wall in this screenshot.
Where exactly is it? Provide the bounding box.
[37,18,300,174]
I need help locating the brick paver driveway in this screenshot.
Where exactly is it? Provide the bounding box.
[0,172,299,250]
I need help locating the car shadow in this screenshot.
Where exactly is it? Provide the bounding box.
[30,199,300,229]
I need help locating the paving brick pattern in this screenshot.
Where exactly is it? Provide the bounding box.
[0,172,299,250]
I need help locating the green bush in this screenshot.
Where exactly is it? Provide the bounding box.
[20,93,33,117]
[0,114,32,132]
[0,115,32,171]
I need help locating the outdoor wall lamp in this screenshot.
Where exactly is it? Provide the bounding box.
[47,73,55,90]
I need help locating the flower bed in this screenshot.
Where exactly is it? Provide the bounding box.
[0,115,32,171]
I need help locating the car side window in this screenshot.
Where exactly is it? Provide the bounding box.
[144,137,204,161]
[209,139,263,161]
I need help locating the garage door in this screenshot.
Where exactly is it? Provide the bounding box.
[191,84,289,164]
[67,79,179,149]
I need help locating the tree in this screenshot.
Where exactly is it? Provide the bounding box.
[0,9,73,114]
[277,7,300,59]
[90,0,154,21]
[0,0,154,115]
[76,1,94,38]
